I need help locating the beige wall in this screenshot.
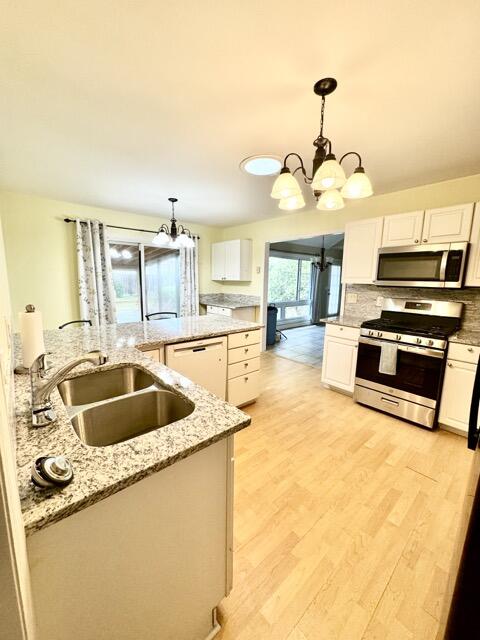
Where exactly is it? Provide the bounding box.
[0,190,221,329]
[217,173,480,298]
[2,173,480,330]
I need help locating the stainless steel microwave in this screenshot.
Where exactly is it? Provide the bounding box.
[375,242,468,288]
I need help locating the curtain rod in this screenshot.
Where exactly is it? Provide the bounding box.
[63,217,200,239]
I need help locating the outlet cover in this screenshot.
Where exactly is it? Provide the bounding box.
[376,296,384,307]
[346,292,358,304]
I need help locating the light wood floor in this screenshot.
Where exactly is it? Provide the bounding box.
[217,352,473,640]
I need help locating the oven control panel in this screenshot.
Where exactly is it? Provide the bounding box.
[361,329,446,350]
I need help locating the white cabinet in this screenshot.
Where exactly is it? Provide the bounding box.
[321,324,360,393]
[211,239,252,281]
[227,330,261,406]
[342,217,384,284]
[439,356,477,436]
[465,203,480,286]
[381,210,424,247]
[422,203,474,244]
[206,305,256,322]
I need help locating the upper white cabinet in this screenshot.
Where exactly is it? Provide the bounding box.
[381,203,474,248]
[382,210,424,247]
[342,217,384,284]
[464,203,480,286]
[211,239,252,281]
[422,203,474,244]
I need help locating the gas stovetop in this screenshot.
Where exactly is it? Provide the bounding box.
[360,298,463,351]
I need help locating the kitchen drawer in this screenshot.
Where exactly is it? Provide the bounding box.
[325,323,360,342]
[228,329,261,349]
[206,305,232,317]
[228,342,261,364]
[228,370,260,407]
[228,356,260,380]
[447,342,480,364]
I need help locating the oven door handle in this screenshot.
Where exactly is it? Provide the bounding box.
[358,336,445,358]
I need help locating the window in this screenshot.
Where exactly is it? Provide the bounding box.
[110,242,180,323]
[327,265,341,316]
[268,253,312,326]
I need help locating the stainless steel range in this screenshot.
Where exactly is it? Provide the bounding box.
[354,298,463,429]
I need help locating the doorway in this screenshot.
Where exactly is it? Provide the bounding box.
[265,233,344,368]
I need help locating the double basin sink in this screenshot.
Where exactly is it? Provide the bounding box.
[58,366,194,447]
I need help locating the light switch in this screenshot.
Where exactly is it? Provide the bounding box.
[346,292,358,304]
[376,296,384,307]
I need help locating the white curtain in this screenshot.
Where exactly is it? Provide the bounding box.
[75,219,116,326]
[179,239,199,316]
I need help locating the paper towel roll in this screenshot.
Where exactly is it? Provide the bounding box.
[19,305,45,368]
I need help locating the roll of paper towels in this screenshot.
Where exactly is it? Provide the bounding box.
[19,305,45,369]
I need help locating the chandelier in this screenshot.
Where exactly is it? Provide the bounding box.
[152,197,195,248]
[270,78,373,211]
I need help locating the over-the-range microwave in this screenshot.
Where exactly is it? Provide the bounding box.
[375,242,468,288]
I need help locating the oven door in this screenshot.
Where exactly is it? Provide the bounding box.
[355,337,445,406]
[375,244,450,288]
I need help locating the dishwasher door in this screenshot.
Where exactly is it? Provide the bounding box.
[165,336,227,400]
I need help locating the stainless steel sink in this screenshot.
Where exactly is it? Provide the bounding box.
[70,389,194,447]
[58,365,155,406]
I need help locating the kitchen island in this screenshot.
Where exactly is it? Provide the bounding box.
[14,315,263,640]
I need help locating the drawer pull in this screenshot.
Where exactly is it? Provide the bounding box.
[468,347,474,352]
[448,362,453,367]
[245,333,249,338]
[244,377,249,382]
[381,396,399,406]
[244,362,248,367]
[245,348,249,353]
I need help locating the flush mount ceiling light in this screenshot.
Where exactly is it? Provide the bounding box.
[240,155,282,176]
[269,77,373,211]
[152,197,195,249]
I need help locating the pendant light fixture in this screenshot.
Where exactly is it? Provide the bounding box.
[270,78,373,211]
[152,197,195,249]
[313,237,333,272]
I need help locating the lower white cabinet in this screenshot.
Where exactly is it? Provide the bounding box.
[206,304,256,322]
[439,343,479,436]
[321,324,360,393]
[139,347,165,364]
[227,329,261,406]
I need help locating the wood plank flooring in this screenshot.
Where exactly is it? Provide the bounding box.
[217,352,473,640]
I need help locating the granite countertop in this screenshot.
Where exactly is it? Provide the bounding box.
[15,316,263,536]
[448,330,480,347]
[319,314,367,329]
[199,293,261,309]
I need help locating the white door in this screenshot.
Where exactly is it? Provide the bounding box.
[342,217,384,284]
[321,336,358,392]
[382,210,424,247]
[224,240,241,281]
[465,204,480,286]
[439,360,477,435]
[211,242,226,280]
[422,203,474,244]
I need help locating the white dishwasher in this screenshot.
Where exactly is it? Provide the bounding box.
[165,336,227,400]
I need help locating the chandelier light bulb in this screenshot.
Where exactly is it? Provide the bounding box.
[311,154,346,191]
[341,167,373,199]
[183,235,195,248]
[270,168,302,199]
[278,194,306,211]
[316,189,345,211]
[152,230,170,246]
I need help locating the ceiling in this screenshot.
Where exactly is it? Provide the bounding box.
[1,1,480,226]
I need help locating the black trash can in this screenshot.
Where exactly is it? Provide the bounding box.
[266,304,278,346]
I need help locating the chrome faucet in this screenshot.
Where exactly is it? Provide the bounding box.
[30,351,108,427]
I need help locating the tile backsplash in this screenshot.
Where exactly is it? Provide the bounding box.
[344,284,480,332]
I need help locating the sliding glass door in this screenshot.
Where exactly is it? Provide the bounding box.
[110,242,180,323]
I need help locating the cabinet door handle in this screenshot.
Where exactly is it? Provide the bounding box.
[414,239,419,243]
[468,347,474,353]
[423,239,428,243]
[244,362,249,367]
[244,348,249,353]
[244,377,249,382]
[448,362,453,367]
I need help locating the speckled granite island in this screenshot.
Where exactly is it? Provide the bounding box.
[15,315,263,640]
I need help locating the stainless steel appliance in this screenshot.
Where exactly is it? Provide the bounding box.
[375,242,468,288]
[354,298,463,428]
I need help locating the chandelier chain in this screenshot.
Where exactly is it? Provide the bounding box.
[319,96,326,137]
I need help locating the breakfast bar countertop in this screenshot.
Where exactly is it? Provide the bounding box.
[14,316,263,536]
